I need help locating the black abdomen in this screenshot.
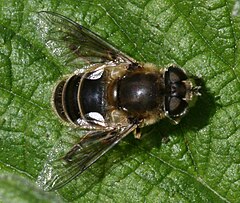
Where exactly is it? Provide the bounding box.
[53,71,106,125]
[53,75,82,124]
[80,73,106,117]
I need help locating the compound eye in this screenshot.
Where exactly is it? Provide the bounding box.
[165,96,188,117]
[166,66,188,83]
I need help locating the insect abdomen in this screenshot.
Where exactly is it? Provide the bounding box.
[80,74,106,117]
[53,71,107,125]
[53,75,82,124]
[53,80,68,122]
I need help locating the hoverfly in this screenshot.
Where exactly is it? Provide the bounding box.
[36,11,200,191]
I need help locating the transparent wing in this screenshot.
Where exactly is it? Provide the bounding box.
[37,124,137,191]
[36,11,135,68]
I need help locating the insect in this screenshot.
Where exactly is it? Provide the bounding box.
[36,11,201,191]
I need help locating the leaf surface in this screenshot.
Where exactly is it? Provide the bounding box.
[0,0,239,202]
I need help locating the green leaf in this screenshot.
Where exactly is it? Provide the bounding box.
[0,0,239,202]
[0,172,62,203]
